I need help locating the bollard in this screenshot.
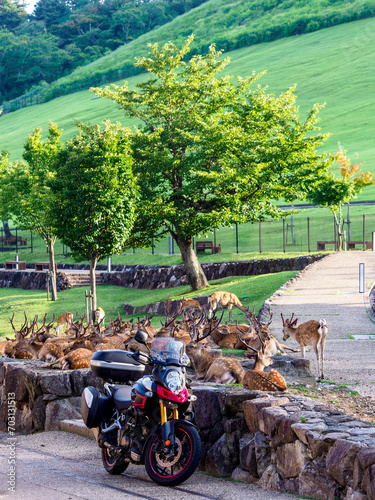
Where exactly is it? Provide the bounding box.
[15,254,19,271]
[359,263,365,293]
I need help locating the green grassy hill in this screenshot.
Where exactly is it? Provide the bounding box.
[2,17,375,199]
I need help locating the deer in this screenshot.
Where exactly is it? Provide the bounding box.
[56,312,74,335]
[208,291,248,322]
[94,307,105,325]
[239,335,287,392]
[281,313,328,381]
[186,311,245,384]
[45,347,94,370]
[180,298,202,319]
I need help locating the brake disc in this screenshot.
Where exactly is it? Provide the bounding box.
[155,437,182,467]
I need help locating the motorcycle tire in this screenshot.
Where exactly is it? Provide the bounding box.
[144,422,201,486]
[101,447,129,475]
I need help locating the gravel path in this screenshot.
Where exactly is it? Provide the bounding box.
[268,252,375,400]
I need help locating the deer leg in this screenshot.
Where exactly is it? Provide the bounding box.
[300,344,306,358]
[313,343,321,381]
[228,306,233,322]
[320,336,326,380]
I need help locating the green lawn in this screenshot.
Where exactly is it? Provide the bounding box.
[0,270,297,339]
[3,18,375,200]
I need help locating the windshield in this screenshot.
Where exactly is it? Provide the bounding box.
[151,338,187,365]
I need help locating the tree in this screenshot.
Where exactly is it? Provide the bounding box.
[92,36,338,290]
[0,122,63,300]
[308,148,374,250]
[51,120,138,314]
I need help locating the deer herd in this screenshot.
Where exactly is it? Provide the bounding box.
[0,291,328,391]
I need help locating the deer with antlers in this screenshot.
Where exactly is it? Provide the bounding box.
[281,313,328,381]
[208,291,248,322]
[239,335,287,392]
[186,312,245,384]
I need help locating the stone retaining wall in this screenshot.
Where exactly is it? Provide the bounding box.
[193,386,375,500]
[0,270,69,292]
[103,255,325,289]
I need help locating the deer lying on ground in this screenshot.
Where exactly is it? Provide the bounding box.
[239,336,287,392]
[281,313,328,381]
[45,347,94,370]
[186,312,245,384]
[208,291,248,322]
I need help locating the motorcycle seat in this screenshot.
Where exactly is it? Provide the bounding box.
[113,385,133,411]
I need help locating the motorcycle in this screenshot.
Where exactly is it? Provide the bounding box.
[81,331,201,486]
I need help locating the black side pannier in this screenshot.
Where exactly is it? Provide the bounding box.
[81,386,113,428]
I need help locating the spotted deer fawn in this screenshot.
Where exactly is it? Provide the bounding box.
[281,313,328,381]
[208,291,248,322]
[239,336,287,392]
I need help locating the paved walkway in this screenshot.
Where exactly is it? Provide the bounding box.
[268,252,375,400]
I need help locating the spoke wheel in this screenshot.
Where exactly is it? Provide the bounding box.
[145,422,201,486]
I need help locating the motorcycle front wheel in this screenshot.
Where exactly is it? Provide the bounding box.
[144,422,201,486]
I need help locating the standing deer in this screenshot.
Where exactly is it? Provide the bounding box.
[239,336,287,392]
[208,291,248,322]
[281,313,328,381]
[180,298,202,318]
[56,312,74,335]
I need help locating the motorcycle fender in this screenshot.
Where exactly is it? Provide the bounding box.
[141,420,197,463]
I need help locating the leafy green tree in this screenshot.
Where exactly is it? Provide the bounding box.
[0,123,63,300]
[52,120,138,313]
[0,0,26,31]
[92,36,337,290]
[308,149,375,250]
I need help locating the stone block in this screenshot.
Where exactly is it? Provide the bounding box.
[231,465,256,483]
[299,459,339,500]
[204,434,237,476]
[255,431,272,477]
[243,396,289,433]
[258,406,288,436]
[277,414,300,443]
[239,433,258,477]
[276,440,309,479]
[5,364,28,401]
[30,395,47,432]
[353,447,375,489]
[44,399,81,431]
[291,421,327,445]
[326,439,366,487]
[362,463,375,499]
[39,372,72,396]
[193,387,222,429]
[218,388,258,418]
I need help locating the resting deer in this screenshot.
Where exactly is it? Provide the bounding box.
[56,312,74,335]
[208,291,248,322]
[186,311,245,384]
[180,298,202,319]
[239,336,287,392]
[45,347,94,370]
[281,313,328,381]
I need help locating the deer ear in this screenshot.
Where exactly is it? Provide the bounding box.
[292,319,298,326]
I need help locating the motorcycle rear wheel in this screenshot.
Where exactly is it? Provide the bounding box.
[101,447,129,475]
[145,422,201,486]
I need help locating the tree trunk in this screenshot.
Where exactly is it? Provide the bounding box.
[47,236,57,301]
[176,237,208,291]
[90,255,98,322]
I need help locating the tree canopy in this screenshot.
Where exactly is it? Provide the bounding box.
[51,119,138,311]
[93,36,340,290]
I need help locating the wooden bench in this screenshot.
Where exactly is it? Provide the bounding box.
[0,236,27,246]
[196,241,221,254]
[5,261,26,270]
[35,262,57,272]
[347,240,372,250]
[317,241,336,250]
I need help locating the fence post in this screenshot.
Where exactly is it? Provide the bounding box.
[363,214,366,250]
[236,224,239,254]
[307,217,311,253]
[283,218,286,253]
[1,227,3,253]
[334,215,337,251]
[214,229,216,248]
[259,221,262,254]
[31,231,33,253]
[16,228,18,253]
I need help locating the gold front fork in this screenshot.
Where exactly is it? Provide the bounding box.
[159,400,179,424]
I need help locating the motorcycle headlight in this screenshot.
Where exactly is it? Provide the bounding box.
[165,371,184,395]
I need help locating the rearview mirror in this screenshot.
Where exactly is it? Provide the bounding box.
[135,330,148,344]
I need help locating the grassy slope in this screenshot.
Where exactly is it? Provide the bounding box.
[0,270,297,338]
[2,18,375,199]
